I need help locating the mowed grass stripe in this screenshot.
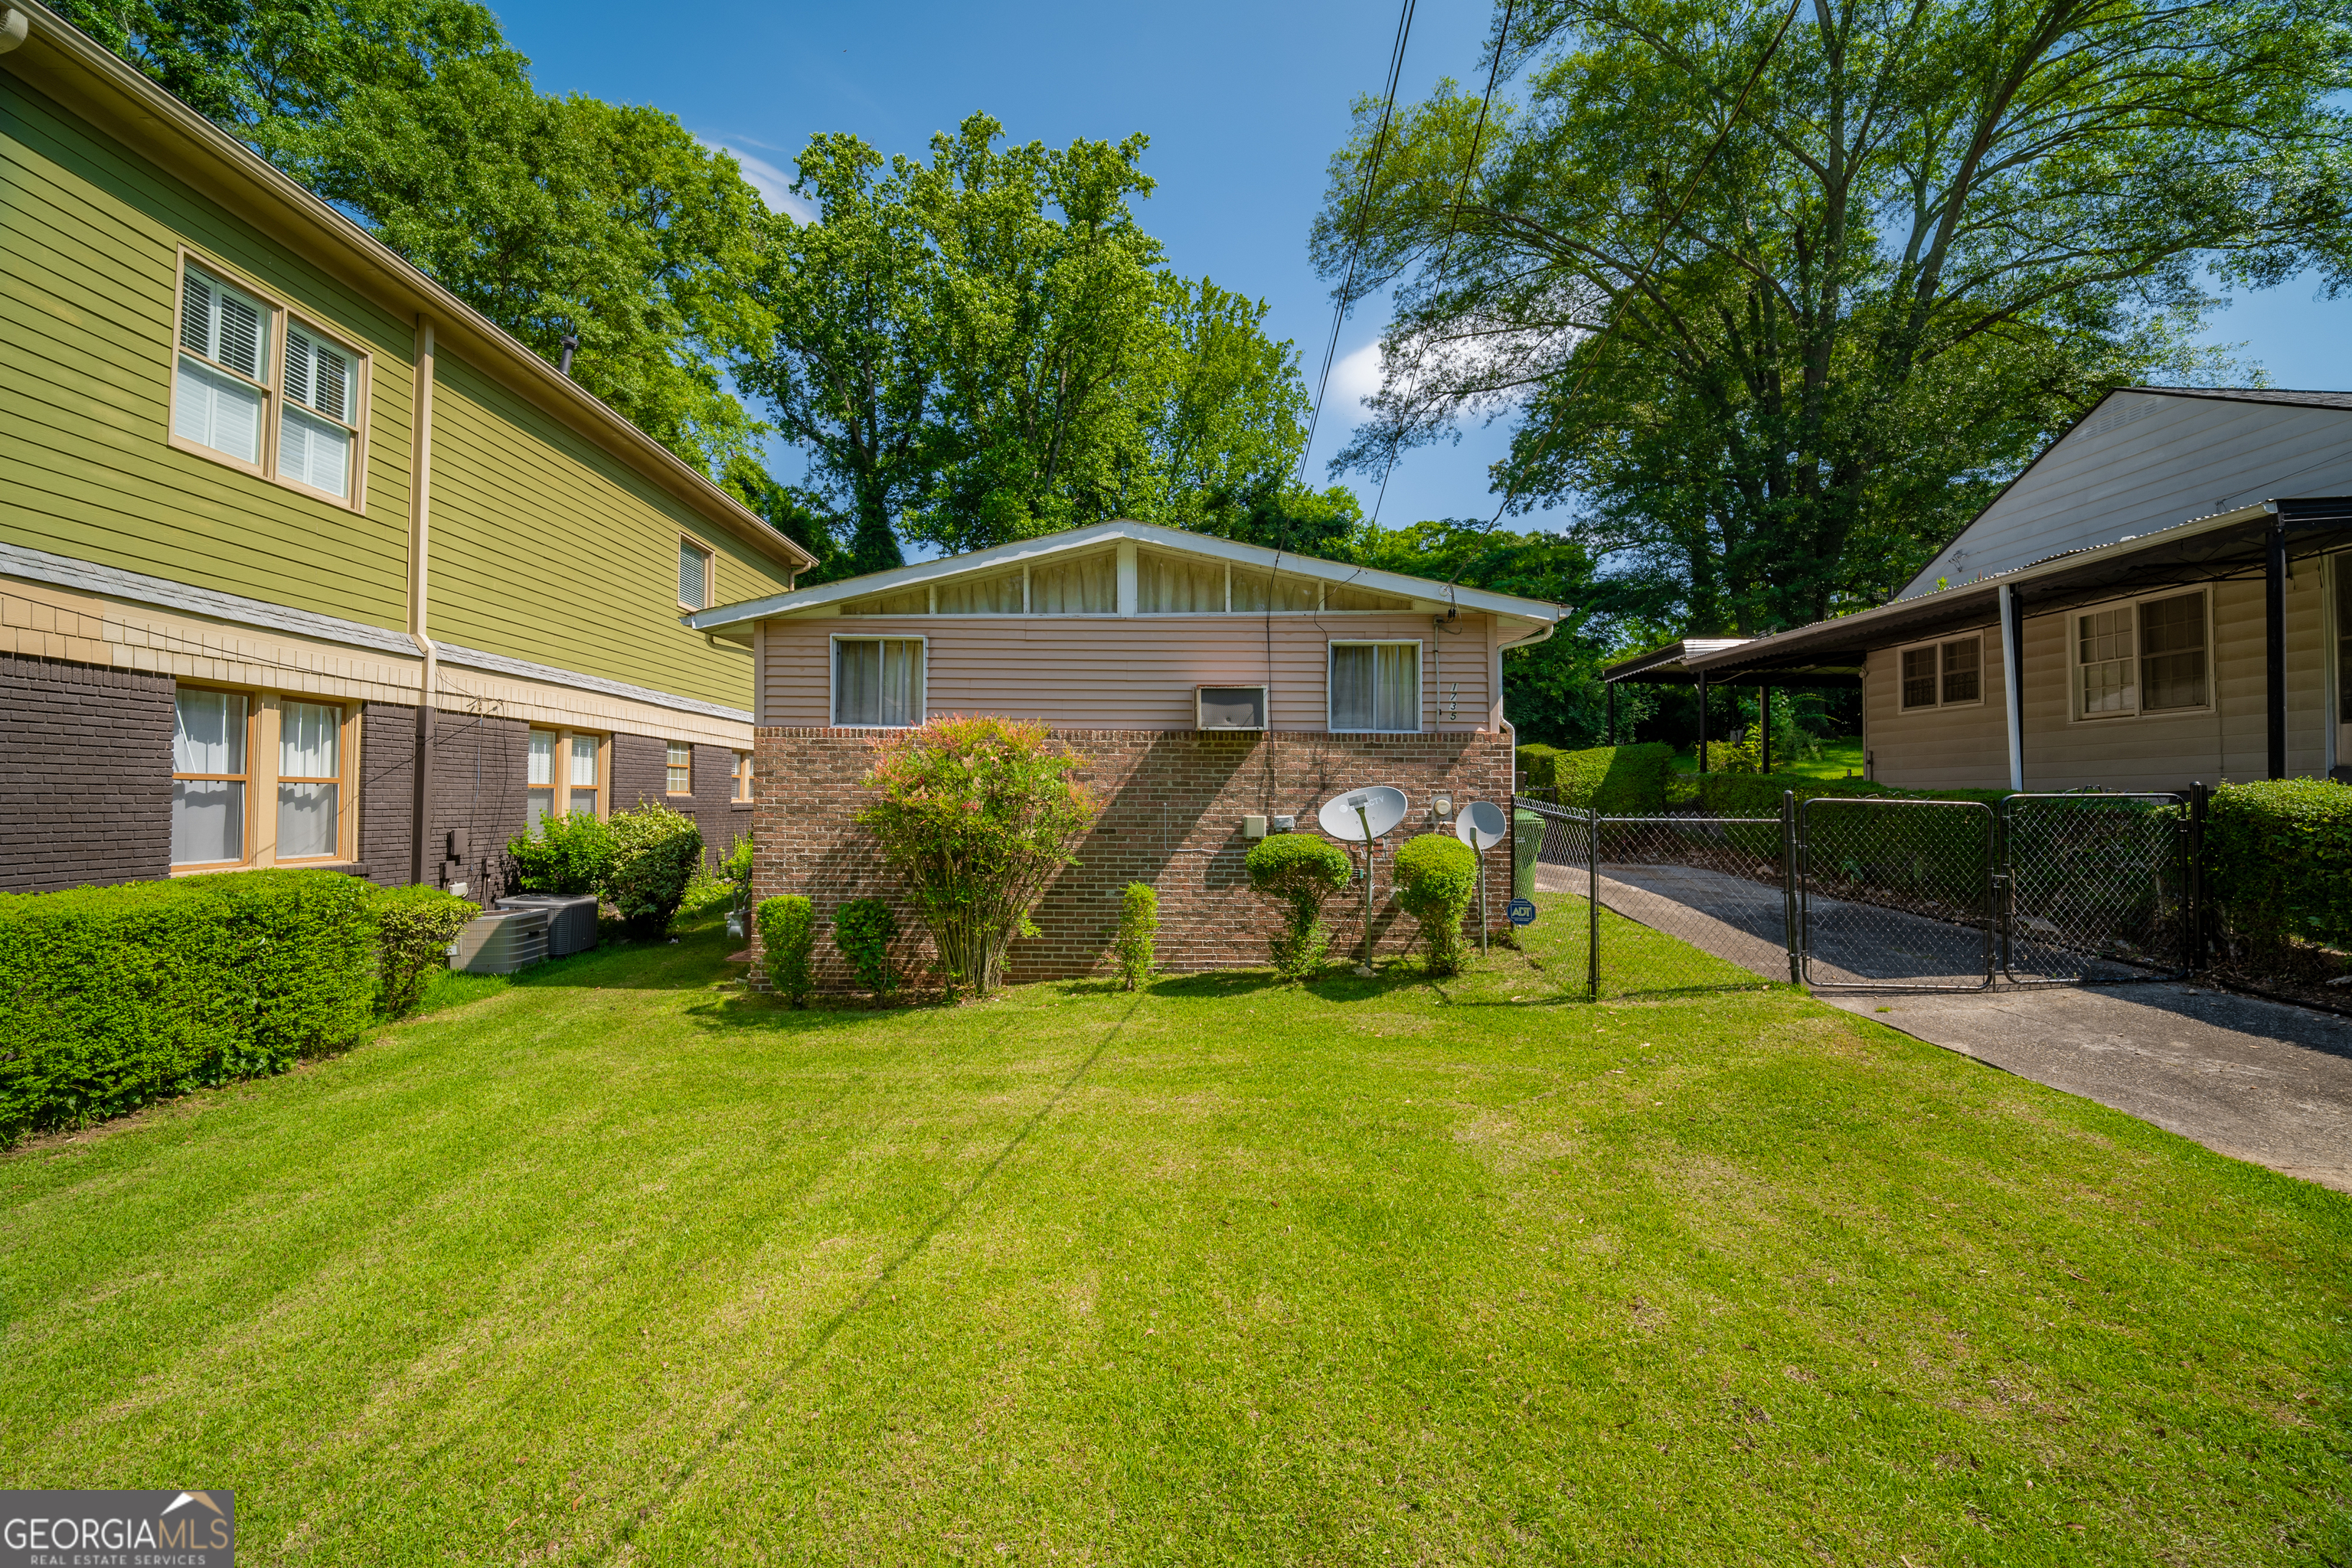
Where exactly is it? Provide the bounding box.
[1,905,2344,1565]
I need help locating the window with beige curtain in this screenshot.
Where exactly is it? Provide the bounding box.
[1329,642,1421,732]
[1326,583,1412,610]
[1231,568,1318,611]
[276,700,342,859]
[1137,550,1223,612]
[933,570,1025,613]
[835,637,926,726]
[1028,552,1116,612]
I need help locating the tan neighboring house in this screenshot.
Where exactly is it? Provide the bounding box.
[683,521,1564,982]
[1619,389,2352,792]
[0,1,813,895]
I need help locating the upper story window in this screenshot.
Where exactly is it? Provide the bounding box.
[678,538,714,611]
[1138,550,1224,612]
[833,636,925,727]
[1897,635,1983,712]
[666,742,693,795]
[1329,640,1422,733]
[2073,590,2208,720]
[171,257,368,507]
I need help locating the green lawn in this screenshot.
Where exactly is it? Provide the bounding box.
[1670,734,1867,779]
[3,906,2347,1565]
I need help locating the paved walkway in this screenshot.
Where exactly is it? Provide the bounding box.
[1535,862,2352,1194]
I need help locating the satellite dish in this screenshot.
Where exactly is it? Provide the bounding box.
[1455,799,1507,851]
[1317,786,1408,842]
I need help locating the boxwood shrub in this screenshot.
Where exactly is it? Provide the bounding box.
[2207,778,2352,956]
[0,870,378,1144]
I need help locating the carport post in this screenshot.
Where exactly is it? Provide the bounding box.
[2266,514,2288,779]
[1697,671,1710,773]
[1781,789,1801,985]
[1606,680,1617,746]
[1759,681,1771,770]
[2000,583,2025,793]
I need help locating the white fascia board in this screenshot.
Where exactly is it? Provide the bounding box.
[682,518,1567,632]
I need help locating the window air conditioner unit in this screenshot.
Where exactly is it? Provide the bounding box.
[1196,684,1267,731]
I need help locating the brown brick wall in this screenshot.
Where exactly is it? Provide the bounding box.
[0,653,175,892]
[749,727,1516,988]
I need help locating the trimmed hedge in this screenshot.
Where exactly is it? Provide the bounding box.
[0,870,377,1144]
[2207,778,2352,955]
[1246,832,1351,979]
[1675,772,2008,816]
[1517,743,1677,814]
[373,885,481,1018]
[1395,833,1478,974]
[757,893,816,1006]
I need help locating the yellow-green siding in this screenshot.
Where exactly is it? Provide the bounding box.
[426,353,786,707]
[1,76,416,629]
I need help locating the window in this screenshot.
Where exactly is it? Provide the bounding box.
[833,637,925,727]
[568,734,602,816]
[1325,583,1413,611]
[171,257,368,505]
[1138,550,1225,612]
[733,750,753,802]
[1329,641,1421,733]
[1028,552,1117,613]
[933,570,1024,613]
[667,741,693,795]
[172,688,250,866]
[2337,554,2352,727]
[527,730,558,828]
[276,700,342,859]
[527,729,604,824]
[1896,635,1983,711]
[2073,590,2208,720]
[1231,568,1318,612]
[174,266,269,467]
[678,538,713,610]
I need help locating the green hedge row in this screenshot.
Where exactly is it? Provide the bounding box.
[1672,772,2009,816]
[1514,743,1677,813]
[2207,779,2352,954]
[0,871,475,1145]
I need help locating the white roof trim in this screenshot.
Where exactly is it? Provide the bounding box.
[682,519,1566,630]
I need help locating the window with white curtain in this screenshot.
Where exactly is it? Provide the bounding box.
[276,700,342,859]
[1231,567,1318,611]
[1027,553,1116,613]
[172,689,250,865]
[568,734,602,816]
[834,637,925,727]
[174,266,269,466]
[933,570,1025,613]
[527,730,557,828]
[279,325,356,498]
[1137,550,1224,612]
[1328,642,1421,732]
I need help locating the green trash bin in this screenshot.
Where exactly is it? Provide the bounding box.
[1513,807,1543,901]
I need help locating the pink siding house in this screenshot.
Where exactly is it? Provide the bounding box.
[684,521,1563,984]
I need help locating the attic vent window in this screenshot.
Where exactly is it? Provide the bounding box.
[2079,396,2161,441]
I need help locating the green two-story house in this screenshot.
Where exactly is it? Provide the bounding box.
[0,0,813,896]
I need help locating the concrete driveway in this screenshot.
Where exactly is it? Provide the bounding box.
[1536,861,2352,1193]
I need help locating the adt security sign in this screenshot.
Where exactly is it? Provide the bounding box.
[1507,898,1537,927]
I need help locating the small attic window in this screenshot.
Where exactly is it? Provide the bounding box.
[1326,582,1413,611]
[1030,551,1116,613]
[1138,550,1225,612]
[840,587,929,616]
[934,569,1024,613]
[1231,567,1317,611]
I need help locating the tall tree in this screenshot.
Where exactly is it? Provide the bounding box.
[60,0,774,473]
[1315,0,2351,633]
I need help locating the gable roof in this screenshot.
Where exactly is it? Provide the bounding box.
[1895,386,2352,601]
[682,519,1568,632]
[2,0,814,576]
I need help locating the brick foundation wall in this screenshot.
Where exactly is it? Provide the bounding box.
[750,727,1516,988]
[0,653,174,893]
[358,701,421,886]
[427,708,530,900]
[611,735,753,871]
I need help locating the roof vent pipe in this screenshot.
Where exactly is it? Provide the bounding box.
[0,8,31,51]
[557,331,578,377]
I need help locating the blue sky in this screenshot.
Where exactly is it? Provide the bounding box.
[488,0,2350,537]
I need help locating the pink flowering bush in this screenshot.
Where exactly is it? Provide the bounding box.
[858,716,1095,995]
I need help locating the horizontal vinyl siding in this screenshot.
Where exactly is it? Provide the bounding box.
[1865,575,2332,791]
[1905,394,2352,597]
[760,612,1493,732]
[424,353,789,710]
[1863,629,2010,792]
[0,77,414,629]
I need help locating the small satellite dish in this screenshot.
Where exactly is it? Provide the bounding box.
[1455,800,1507,851]
[1317,786,1408,841]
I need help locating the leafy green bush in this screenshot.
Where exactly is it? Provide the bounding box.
[1246,833,1351,980]
[605,802,704,939]
[1518,743,1677,813]
[2207,779,2352,956]
[505,811,614,896]
[858,716,1093,994]
[0,870,377,1144]
[757,893,816,1006]
[1678,771,2007,815]
[1112,882,1158,991]
[835,898,900,998]
[371,884,481,1019]
[1394,833,1478,974]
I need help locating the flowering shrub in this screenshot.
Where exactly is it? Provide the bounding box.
[858,716,1095,995]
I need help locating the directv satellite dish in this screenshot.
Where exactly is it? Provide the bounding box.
[1455,799,1507,851]
[1317,786,1407,842]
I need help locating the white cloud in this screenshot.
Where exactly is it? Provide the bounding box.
[701,136,818,224]
[1326,339,1387,411]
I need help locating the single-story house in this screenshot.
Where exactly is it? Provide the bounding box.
[1,0,813,896]
[1610,388,2352,792]
[683,521,1564,982]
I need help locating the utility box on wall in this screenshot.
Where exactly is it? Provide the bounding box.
[1196,685,1267,731]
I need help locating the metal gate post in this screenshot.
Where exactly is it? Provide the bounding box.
[1991,796,2010,978]
[1586,804,1601,1003]
[2188,781,2208,972]
[1781,789,1801,985]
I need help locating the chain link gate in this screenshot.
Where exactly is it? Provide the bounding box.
[1514,789,2190,998]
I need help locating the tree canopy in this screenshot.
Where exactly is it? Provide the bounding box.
[1315,0,2352,634]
